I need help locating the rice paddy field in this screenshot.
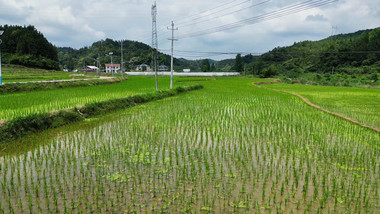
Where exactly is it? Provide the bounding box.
[0,76,180,121]
[262,83,380,128]
[0,77,379,213]
[1,65,100,83]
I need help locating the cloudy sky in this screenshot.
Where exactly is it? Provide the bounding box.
[1,0,379,59]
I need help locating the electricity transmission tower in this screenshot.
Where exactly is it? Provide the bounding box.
[121,40,124,78]
[152,1,158,91]
[168,21,178,89]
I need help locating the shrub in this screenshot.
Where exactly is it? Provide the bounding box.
[260,65,277,78]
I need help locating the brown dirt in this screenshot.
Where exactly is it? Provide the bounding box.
[253,81,380,133]
[252,79,282,85]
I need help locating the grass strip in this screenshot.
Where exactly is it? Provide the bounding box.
[0,78,124,94]
[0,84,203,143]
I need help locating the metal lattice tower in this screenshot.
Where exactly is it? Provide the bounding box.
[152,1,158,90]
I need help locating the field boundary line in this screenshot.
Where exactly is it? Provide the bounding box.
[253,81,380,133]
[0,78,124,94]
[3,76,116,84]
[0,85,204,143]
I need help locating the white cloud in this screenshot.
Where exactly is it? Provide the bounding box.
[0,0,379,59]
[306,14,327,22]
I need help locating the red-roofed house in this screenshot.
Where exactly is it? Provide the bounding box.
[105,64,121,73]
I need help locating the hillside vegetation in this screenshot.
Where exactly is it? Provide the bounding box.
[58,39,231,72]
[245,27,380,86]
[0,25,59,70]
[58,39,200,71]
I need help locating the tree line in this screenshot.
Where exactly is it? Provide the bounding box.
[241,27,380,78]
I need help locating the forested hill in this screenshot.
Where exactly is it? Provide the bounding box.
[247,27,380,77]
[58,39,200,71]
[0,25,59,70]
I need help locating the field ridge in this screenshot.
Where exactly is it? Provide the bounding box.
[0,77,124,94]
[0,85,203,143]
[254,81,380,133]
[281,90,380,133]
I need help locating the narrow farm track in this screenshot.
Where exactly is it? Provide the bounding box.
[253,81,380,133]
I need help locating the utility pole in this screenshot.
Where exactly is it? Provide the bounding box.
[168,21,178,89]
[151,1,158,91]
[0,30,3,85]
[96,54,100,75]
[121,40,124,78]
[109,52,114,76]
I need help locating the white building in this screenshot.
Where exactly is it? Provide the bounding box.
[105,64,120,73]
[183,68,191,73]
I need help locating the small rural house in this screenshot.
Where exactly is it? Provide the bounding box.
[158,65,168,71]
[83,66,99,72]
[105,64,120,73]
[183,68,191,73]
[136,64,151,71]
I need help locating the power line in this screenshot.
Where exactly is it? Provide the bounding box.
[172,0,245,25]
[158,49,380,57]
[176,0,253,26]
[176,0,271,28]
[177,0,336,38]
[141,0,249,44]
[177,0,338,39]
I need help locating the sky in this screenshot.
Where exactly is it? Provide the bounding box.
[0,0,379,60]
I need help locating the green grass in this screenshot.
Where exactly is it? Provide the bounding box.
[0,77,379,213]
[262,83,380,128]
[1,64,100,82]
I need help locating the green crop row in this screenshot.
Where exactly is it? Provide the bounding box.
[262,83,380,129]
[0,76,184,121]
[0,84,203,143]
[1,64,99,83]
[0,78,124,94]
[0,77,378,213]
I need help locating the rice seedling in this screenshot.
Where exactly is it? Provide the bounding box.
[0,76,186,121]
[263,83,380,128]
[0,77,379,213]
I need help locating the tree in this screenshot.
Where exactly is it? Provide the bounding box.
[201,59,210,72]
[370,72,378,82]
[234,54,243,73]
[243,54,254,63]
[260,64,277,78]
[67,56,75,71]
[210,63,216,71]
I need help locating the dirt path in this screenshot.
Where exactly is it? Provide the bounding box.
[253,81,380,133]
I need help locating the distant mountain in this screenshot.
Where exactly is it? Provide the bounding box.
[0,25,59,70]
[58,39,206,71]
[57,39,239,72]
